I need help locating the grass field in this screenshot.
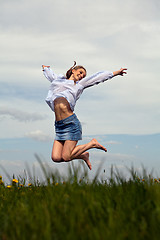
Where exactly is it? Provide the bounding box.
[0,160,160,240]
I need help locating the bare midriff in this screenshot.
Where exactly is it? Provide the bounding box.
[54,97,73,121]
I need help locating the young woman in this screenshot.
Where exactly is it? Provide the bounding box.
[42,62,127,170]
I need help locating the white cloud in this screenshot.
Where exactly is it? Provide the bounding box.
[106,141,122,145]
[25,130,53,142]
[0,159,26,183]
[89,151,136,165]
[0,159,22,167]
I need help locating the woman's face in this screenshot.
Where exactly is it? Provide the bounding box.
[72,68,86,82]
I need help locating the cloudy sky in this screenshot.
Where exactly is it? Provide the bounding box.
[0,0,160,182]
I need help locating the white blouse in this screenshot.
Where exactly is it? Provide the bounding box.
[43,67,113,112]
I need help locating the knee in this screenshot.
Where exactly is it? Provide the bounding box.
[51,154,62,162]
[61,153,71,162]
[51,153,71,162]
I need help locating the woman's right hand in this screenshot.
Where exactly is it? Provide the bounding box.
[42,65,50,69]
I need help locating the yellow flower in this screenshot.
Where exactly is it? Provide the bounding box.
[142,179,145,182]
[0,180,4,185]
[0,176,2,180]
[28,183,32,186]
[7,185,12,188]
[12,179,18,183]
[55,183,59,186]
[19,184,24,187]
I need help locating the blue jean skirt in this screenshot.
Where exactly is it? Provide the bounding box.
[54,114,82,141]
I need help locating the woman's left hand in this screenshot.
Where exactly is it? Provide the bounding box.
[119,68,127,76]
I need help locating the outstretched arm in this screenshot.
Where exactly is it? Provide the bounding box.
[113,68,127,77]
[42,65,58,82]
[79,71,114,89]
[79,67,127,89]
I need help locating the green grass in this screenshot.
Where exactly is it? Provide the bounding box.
[0,161,160,240]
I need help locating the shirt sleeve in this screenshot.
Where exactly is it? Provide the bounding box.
[78,71,114,89]
[42,67,58,82]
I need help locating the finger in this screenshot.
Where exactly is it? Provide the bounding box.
[120,68,127,70]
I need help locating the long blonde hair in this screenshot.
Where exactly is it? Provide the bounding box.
[66,61,87,79]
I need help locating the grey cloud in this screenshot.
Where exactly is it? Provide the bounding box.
[0,0,85,34]
[0,82,46,101]
[0,107,46,122]
[0,0,160,137]
[1,0,159,36]
[1,0,159,72]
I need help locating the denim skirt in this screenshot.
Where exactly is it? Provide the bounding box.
[54,114,82,141]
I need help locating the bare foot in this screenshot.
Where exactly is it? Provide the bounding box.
[81,152,92,170]
[91,138,107,152]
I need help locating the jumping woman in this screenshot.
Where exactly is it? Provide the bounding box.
[42,62,127,170]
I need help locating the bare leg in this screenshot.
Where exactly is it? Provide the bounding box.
[78,152,92,170]
[51,140,92,169]
[51,140,64,162]
[51,138,107,170]
[70,138,107,159]
[62,138,107,170]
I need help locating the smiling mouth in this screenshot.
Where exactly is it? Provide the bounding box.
[78,75,82,80]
